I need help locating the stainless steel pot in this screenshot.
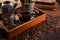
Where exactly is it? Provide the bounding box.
[1,1,17,24]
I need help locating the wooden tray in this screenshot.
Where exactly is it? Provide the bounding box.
[35,2,58,10]
[0,7,46,39]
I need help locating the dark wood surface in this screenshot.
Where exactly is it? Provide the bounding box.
[41,4,60,28]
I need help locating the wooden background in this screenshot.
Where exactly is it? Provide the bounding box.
[0,0,21,8]
[0,0,17,2]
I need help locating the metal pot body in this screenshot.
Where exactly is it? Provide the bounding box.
[22,2,35,13]
[1,1,15,24]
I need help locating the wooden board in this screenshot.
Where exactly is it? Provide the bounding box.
[35,2,58,10]
[0,7,46,39]
[36,0,56,3]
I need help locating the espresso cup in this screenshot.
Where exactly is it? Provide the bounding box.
[19,12,31,22]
